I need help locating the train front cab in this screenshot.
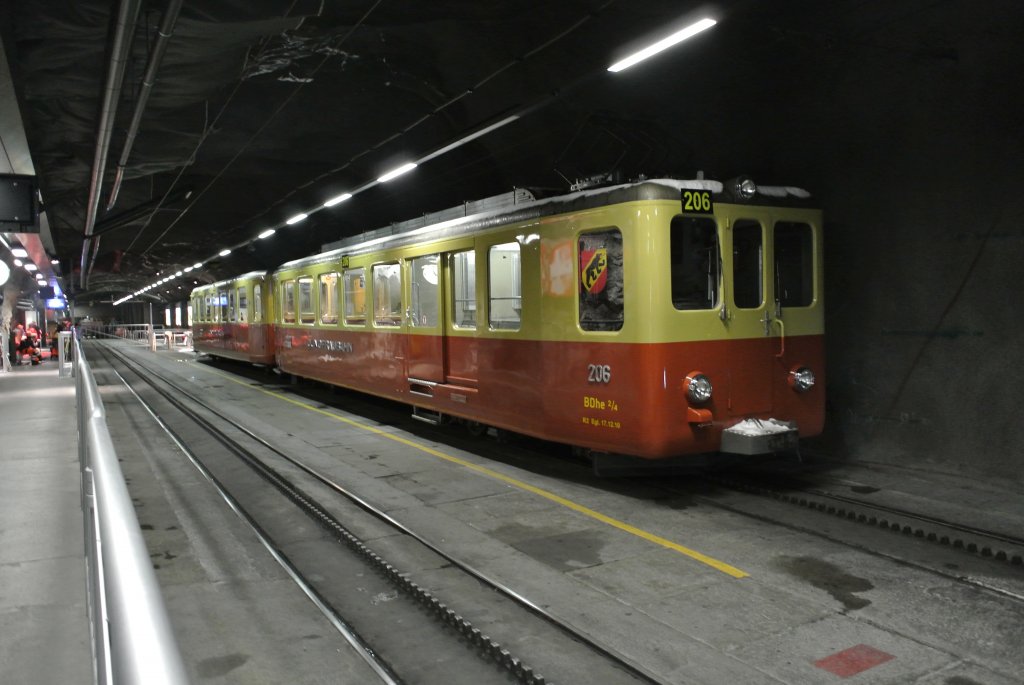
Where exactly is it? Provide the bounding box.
[522,187,825,464]
[649,196,826,460]
[191,272,276,364]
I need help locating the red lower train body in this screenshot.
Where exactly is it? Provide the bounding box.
[273,326,824,460]
[194,322,275,365]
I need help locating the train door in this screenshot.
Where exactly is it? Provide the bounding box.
[405,253,445,383]
[726,218,774,414]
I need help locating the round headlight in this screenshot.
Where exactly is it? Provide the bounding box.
[685,372,713,404]
[729,176,757,200]
[789,366,815,392]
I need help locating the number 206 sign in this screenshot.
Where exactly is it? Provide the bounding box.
[681,189,713,214]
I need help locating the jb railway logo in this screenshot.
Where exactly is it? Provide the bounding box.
[580,248,608,294]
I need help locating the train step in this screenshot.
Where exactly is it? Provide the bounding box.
[411,406,444,426]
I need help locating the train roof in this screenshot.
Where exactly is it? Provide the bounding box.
[277,177,815,273]
[191,270,268,293]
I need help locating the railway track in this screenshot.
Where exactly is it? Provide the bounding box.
[703,471,1024,569]
[89,341,662,685]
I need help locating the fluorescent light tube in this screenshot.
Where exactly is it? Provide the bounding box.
[323,192,352,207]
[608,18,717,72]
[377,162,417,183]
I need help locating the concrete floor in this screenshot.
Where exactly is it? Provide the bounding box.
[5,345,1022,684]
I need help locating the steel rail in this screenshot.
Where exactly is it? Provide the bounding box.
[705,473,1024,567]
[102,356,403,685]
[101,342,666,685]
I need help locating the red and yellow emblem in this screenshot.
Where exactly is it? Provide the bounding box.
[580,248,608,294]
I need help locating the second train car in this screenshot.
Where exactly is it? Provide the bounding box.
[192,177,824,467]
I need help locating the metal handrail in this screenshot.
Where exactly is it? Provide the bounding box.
[76,335,190,684]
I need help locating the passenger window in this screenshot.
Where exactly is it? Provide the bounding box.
[253,284,263,323]
[237,287,248,323]
[343,267,366,325]
[488,242,521,330]
[283,281,296,324]
[451,250,476,329]
[774,222,814,307]
[298,277,315,324]
[319,273,339,324]
[218,290,228,322]
[578,229,624,331]
[670,216,719,310]
[373,263,402,327]
[733,220,763,309]
[410,255,439,327]
[228,289,236,322]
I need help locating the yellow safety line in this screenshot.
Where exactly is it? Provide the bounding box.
[206,367,749,578]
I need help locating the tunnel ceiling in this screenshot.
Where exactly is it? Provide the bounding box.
[0,0,990,302]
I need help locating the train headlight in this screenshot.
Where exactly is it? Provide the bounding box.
[789,366,815,392]
[685,372,713,404]
[729,176,757,200]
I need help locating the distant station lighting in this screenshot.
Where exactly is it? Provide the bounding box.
[219,249,232,257]
[24,263,37,272]
[258,228,276,239]
[11,247,28,258]
[377,162,417,183]
[286,212,308,225]
[192,262,202,269]
[607,17,717,72]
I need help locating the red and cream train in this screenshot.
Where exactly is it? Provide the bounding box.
[191,177,824,469]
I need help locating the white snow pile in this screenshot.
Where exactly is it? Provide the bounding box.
[726,418,795,436]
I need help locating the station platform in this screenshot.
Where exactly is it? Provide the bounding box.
[0,361,92,683]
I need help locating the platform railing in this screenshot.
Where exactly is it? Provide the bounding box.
[77,323,193,352]
[76,336,190,685]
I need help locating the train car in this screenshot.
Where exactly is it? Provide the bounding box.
[266,177,824,468]
[191,271,276,365]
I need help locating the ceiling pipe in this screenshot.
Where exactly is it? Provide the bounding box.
[94,186,193,237]
[79,0,143,290]
[105,0,184,213]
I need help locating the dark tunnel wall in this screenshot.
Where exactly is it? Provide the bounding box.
[749,6,1024,481]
